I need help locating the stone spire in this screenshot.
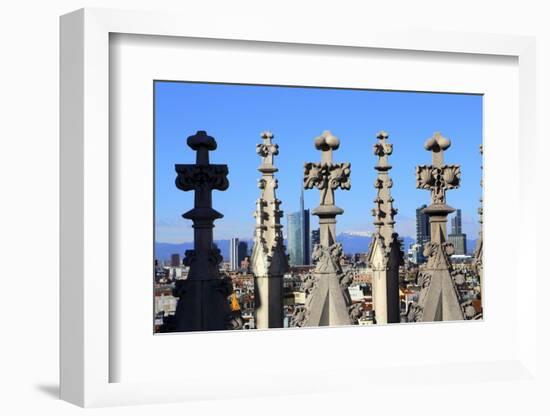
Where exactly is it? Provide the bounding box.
[367,131,403,324]
[408,132,464,322]
[172,131,234,332]
[293,131,353,327]
[473,144,483,285]
[251,131,289,329]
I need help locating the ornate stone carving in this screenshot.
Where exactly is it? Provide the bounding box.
[339,268,354,290]
[406,303,424,322]
[461,300,481,320]
[251,131,289,329]
[416,165,460,205]
[409,132,465,322]
[311,243,343,274]
[349,303,366,324]
[367,131,403,324]
[417,272,432,289]
[473,144,483,280]
[422,238,455,271]
[291,305,309,328]
[175,164,229,192]
[303,131,351,208]
[301,272,318,296]
[299,131,352,327]
[171,131,235,332]
[451,270,466,286]
[256,133,279,159]
[415,132,461,206]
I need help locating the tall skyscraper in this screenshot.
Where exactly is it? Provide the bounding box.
[287,189,311,266]
[237,241,248,266]
[449,209,467,255]
[311,228,320,252]
[170,253,181,267]
[288,212,303,266]
[451,209,462,234]
[229,237,239,270]
[415,204,430,263]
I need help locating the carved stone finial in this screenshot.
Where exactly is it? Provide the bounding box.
[299,131,352,327]
[416,132,460,207]
[314,130,340,151]
[256,131,279,170]
[373,131,393,172]
[304,131,350,210]
[474,143,484,280]
[172,131,233,332]
[261,130,273,140]
[409,132,464,323]
[187,130,217,165]
[367,131,402,324]
[251,131,289,329]
[423,131,451,165]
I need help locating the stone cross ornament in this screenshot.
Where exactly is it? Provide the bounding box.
[304,130,351,209]
[171,131,233,332]
[256,131,279,168]
[407,132,465,322]
[373,130,393,170]
[371,131,397,232]
[296,131,352,327]
[416,132,461,206]
[175,131,229,223]
[174,130,229,280]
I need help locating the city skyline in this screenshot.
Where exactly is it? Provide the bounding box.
[154,99,484,332]
[155,81,482,244]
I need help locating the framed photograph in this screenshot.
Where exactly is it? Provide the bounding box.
[60,8,537,407]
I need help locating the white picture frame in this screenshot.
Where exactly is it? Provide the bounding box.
[60,7,538,408]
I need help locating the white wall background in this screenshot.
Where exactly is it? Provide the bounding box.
[0,0,548,414]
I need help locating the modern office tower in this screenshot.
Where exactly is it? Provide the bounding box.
[311,228,320,248]
[170,253,181,267]
[287,190,311,266]
[448,233,467,255]
[287,212,303,266]
[451,209,462,234]
[302,209,311,265]
[300,188,311,265]
[407,243,422,265]
[237,241,248,267]
[449,209,467,255]
[415,204,430,263]
[230,237,240,271]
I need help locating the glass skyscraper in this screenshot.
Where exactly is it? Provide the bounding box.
[229,237,239,271]
[287,190,310,266]
[451,209,462,234]
[449,209,467,255]
[230,238,249,270]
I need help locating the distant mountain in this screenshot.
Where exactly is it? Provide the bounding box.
[155,233,421,262]
[336,232,415,256]
[154,233,478,262]
[155,239,254,262]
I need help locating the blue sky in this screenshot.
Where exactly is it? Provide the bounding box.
[155,81,482,244]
